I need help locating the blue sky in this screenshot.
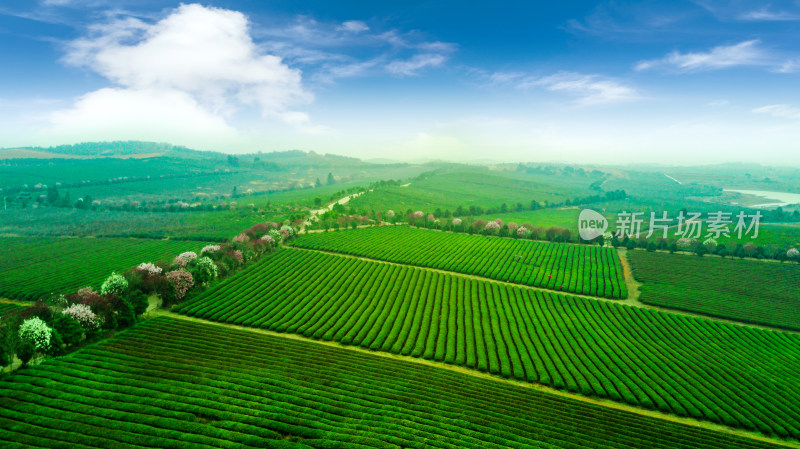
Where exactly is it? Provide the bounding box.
[1,0,800,164]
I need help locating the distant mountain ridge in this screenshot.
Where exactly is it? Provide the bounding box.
[0,141,228,160]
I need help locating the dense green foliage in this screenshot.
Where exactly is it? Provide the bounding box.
[0,238,207,300]
[176,249,800,438]
[292,226,626,298]
[628,250,800,330]
[0,317,787,449]
[0,303,24,317]
[348,166,584,213]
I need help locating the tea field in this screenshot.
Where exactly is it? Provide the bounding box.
[628,250,800,331]
[292,226,626,298]
[0,317,788,449]
[176,248,800,438]
[0,237,207,300]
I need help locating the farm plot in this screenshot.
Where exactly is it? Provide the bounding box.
[292,226,626,298]
[0,303,24,317]
[0,317,788,449]
[628,250,800,331]
[0,237,207,300]
[176,249,800,439]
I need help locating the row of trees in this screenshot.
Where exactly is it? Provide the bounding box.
[613,234,800,262]
[0,220,299,371]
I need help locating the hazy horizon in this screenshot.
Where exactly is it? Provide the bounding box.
[2,1,800,165]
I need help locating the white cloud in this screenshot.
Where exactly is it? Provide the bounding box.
[337,20,369,33]
[385,54,446,76]
[753,104,800,120]
[635,40,768,72]
[738,7,800,21]
[51,3,315,145]
[48,87,237,142]
[485,71,636,105]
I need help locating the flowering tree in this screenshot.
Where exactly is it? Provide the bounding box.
[426,214,435,223]
[268,229,283,244]
[201,245,221,255]
[166,270,194,301]
[386,210,395,218]
[136,262,162,276]
[260,234,276,246]
[173,251,198,268]
[703,238,718,252]
[484,221,501,233]
[233,233,250,243]
[280,225,295,237]
[62,303,99,330]
[452,218,462,227]
[788,248,799,260]
[18,317,52,352]
[76,287,97,301]
[507,222,519,235]
[100,272,128,296]
[194,256,219,285]
[229,250,244,264]
[676,237,698,251]
[494,218,504,228]
[517,226,532,237]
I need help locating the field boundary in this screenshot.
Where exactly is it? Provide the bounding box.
[617,249,642,302]
[152,311,800,449]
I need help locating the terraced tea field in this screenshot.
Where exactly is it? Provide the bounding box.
[0,237,207,300]
[628,250,800,331]
[292,226,626,298]
[176,248,800,438]
[0,317,788,449]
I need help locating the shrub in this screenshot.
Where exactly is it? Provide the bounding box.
[166,270,194,301]
[51,314,84,346]
[676,237,697,251]
[15,339,35,366]
[268,229,283,244]
[63,303,99,330]
[136,262,162,276]
[173,251,198,268]
[100,272,128,296]
[194,256,219,285]
[200,245,222,255]
[484,221,501,233]
[280,225,295,237]
[18,317,52,352]
[75,287,98,301]
[126,290,149,316]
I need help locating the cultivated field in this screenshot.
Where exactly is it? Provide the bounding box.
[0,237,206,300]
[292,226,626,298]
[176,248,800,438]
[0,317,788,449]
[0,303,24,317]
[628,250,800,330]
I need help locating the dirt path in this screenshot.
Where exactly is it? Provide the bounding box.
[0,298,30,306]
[617,249,642,303]
[302,190,371,231]
[151,310,800,449]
